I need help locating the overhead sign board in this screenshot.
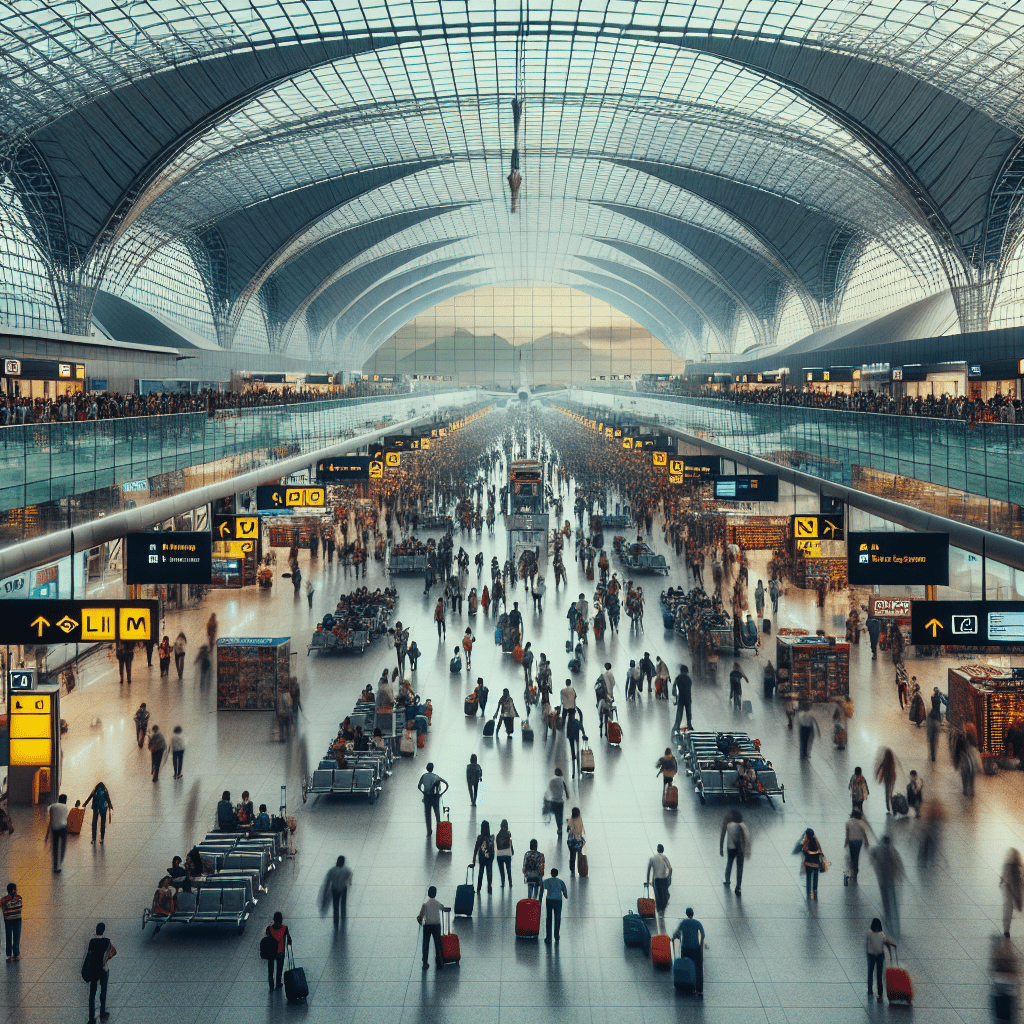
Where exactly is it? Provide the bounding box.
[0,599,157,645]
[213,515,259,540]
[318,457,370,482]
[255,486,324,510]
[869,597,915,620]
[668,456,721,479]
[847,531,949,586]
[126,532,212,585]
[792,514,844,540]
[910,601,1024,646]
[714,475,779,502]
[9,669,34,691]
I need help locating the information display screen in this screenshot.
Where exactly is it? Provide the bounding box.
[848,532,949,586]
[126,532,212,585]
[910,600,1024,646]
[318,456,370,482]
[713,475,779,501]
[668,456,721,479]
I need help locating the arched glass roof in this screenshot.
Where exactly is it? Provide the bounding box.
[2,0,1024,357]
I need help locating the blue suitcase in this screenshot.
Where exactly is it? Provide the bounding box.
[494,627,502,645]
[454,865,475,917]
[622,912,651,952]
[673,946,697,992]
[663,612,674,629]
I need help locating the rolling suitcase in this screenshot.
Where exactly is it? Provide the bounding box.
[436,808,452,852]
[417,733,426,749]
[283,945,308,1002]
[67,804,85,835]
[607,721,622,745]
[672,940,697,992]
[565,640,573,653]
[580,743,595,773]
[454,865,475,917]
[763,617,771,635]
[483,718,496,738]
[521,720,534,742]
[742,700,753,715]
[400,731,416,756]
[651,933,672,969]
[577,851,588,877]
[515,898,541,938]
[637,882,656,919]
[464,696,478,717]
[885,947,913,1004]
[891,792,909,816]
[494,628,502,645]
[662,612,674,629]
[623,912,651,952]
[439,907,461,966]
[662,785,678,809]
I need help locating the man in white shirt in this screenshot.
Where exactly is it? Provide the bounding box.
[719,811,749,895]
[416,886,444,969]
[646,844,673,912]
[560,680,577,713]
[47,794,69,872]
[600,663,616,703]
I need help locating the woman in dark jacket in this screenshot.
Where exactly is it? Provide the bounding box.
[471,820,495,893]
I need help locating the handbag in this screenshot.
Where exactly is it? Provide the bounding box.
[819,855,830,874]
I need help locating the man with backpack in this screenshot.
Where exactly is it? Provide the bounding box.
[82,922,116,1023]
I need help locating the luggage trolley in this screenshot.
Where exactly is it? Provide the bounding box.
[679,731,785,806]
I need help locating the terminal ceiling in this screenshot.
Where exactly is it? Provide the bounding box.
[4,1,1024,361]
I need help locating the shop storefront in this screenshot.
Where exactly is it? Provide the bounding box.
[898,362,966,400]
[967,359,1020,404]
[803,367,856,396]
[1,357,86,399]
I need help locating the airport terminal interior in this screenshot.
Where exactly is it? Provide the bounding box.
[8,2,1024,1023]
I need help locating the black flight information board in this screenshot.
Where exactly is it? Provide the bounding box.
[847,531,949,586]
[126,532,212,585]
[669,456,721,479]
[911,600,1024,647]
[713,475,779,502]
[318,456,370,482]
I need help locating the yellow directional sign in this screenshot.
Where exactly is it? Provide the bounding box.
[420,438,430,449]
[30,615,50,638]
[385,451,401,467]
[794,516,818,538]
[119,606,153,641]
[622,437,634,450]
[236,516,258,537]
[0,600,157,644]
[82,607,116,641]
[924,617,943,638]
[796,539,822,557]
[669,459,685,475]
[215,540,255,557]
[652,451,667,467]
[369,461,383,479]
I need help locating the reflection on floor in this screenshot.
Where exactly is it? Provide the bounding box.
[1,482,1018,1024]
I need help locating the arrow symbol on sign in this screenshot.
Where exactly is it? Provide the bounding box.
[219,522,232,538]
[30,615,50,637]
[924,618,943,638]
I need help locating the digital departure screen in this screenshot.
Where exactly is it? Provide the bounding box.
[848,531,949,586]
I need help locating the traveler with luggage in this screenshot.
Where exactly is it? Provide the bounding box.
[671,908,705,997]
[418,764,448,837]
[82,922,116,1023]
[866,918,895,1002]
[416,886,444,969]
[545,769,570,838]
[496,689,519,737]
[656,748,678,794]
[466,755,483,805]
[719,810,749,895]
[473,678,489,717]
[523,840,545,897]
[495,820,515,887]
[471,820,496,893]
[729,662,747,711]
[646,844,673,913]
[801,828,826,900]
[639,652,655,692]
[262,912,291,990]
[82,782,113,844]
[566,807,586,876]
[543,868,568,943]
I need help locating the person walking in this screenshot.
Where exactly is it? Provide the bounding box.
[466,754,482,805]
[869,835,905,937]
[560,679,577,716]
[543,868,568,944]
[46,794,69,872]
[83,922,115,1023]
[116,640,135,685]
[801,828,825,900]
[876,748,899,813]
[321,856,353,928]
[639,652,655,692]
[523,840,545,897]
[754,580,765,619]
[472,820,496,893]
[473,678,489,718]
[671,908,705,997]
[417,763,448,836]
[497,688,519,737]
[728,662,747,711]
[566,807,586,876]
[671,664,693,733]
[1001,849,1024,938]
[565,709,586,777]
[82,782,112,844]
[866,918,895,1003]
[206,613,218,650]
[926,702,941,762]
[170,726,186,778]
[133,702,150,748]
[148,725,166,781]
[720,810,749,895]
[264,911,291,990]
[656,748,677,794]
[646,844,673,913]
[546,768,570,838]
[173,632,187,680]
[797,702,820,759]
[866,616,881,659]
[304,577,314,609]
[158,635,171,678]
[417,886,444,970]
[434,598,446,641]
[495,820,515,888]
[2,882,22,962]
[462,628,474,670]
[849,767,870,811]
[522,642,534,686]
[769,578,780,616]
[844,808,874,882]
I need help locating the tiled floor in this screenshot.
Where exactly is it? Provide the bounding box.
[2,452,1020,1024]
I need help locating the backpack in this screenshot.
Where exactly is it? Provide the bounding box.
[81,938,108,981]
[479,836,495,860]
[259,934,278,960]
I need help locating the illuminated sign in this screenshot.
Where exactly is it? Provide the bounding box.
[910,601,1024,646]
[319,457,370,481]
[255,487,324,510]
[0,600,156,644]
[668,456,720,479]
[847,532,949,586]
[214,515,259,539]
[126,532,213,585]
[4,359,20,375]
[714,475,779,501]
[792,515,844,540]
[58,363,71,378]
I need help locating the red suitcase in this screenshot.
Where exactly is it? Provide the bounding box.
[439,908,461,966]
[435,807,452,852]
[608,721,622,745]
[663,785,678,809]
[637,882,656,919]
[651,933,672,969]
[515,898,541,938]
[885,948,912,1004]
[67,805,86,835]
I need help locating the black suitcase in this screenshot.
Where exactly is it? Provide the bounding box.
[763,618,771,635]
[454,864,475,917]
[483,718,495,738]
[283,947,307,1002]
[522,720,534,742]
